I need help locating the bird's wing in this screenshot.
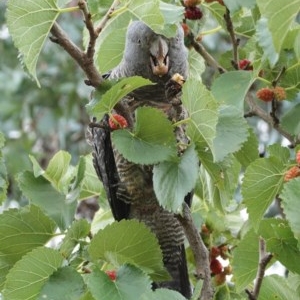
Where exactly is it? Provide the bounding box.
[88,115,130,221]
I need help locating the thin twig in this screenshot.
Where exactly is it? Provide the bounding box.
[224,8,239,69]
[95,0,120,35]
[187,32,226,73]
[245,237,273,300]
[176,203,214,300]
[50,22,103,87]
[245,92,299,147]
[269,66,286,125]
[78,0,97,59]
[271,66,286,87]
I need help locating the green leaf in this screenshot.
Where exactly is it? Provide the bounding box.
[242,157,284,230]
[259,275,298,300]
[0,205,56,289]
[30,151,74,193]
[281,103,300,135]
[213,105,249,162]
[38,266,86,300]
[287,273,300,295]
[3,247,64,300]
[6,0,61,86]
[182,79,218,158]
[280,178,300,248]
[0,132,7,203]
[257,0,300,54]
[117,0,165,34]
[67,156,86,203]
[234,128,259,168]
[79,154,103,200]
[112,107,177,164]
[259,219,300,274]
[88,219,169,281]
[45,150,72,191]
[188,48,205,81]
[87,76,154,120]
[0,132,5,148]
[95,0,170,72]
[96,23,128,74]
[141,288,187,300]
[60,219,91,258]
[153,145,199,212]
[232,229,259,292]
[211,71,254,112]
[224,0,256,13]
[85,265,151,300]
[267,144,290,165]
[159,1,184,26]
[256,18,279,67]
[17,171,77,230]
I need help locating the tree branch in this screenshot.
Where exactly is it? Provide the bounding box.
[224,8,239,69]
[244,92,299,147]
[187,32,226,73]
[176,203,214,300]
[95,0,120,35]
[50,22,103,87]
[245,237,273,300]
[78,0,97,60]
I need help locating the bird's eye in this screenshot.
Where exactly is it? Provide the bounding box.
[137,39,141,44]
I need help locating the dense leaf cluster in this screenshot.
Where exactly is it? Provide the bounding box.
[0,0,300,299]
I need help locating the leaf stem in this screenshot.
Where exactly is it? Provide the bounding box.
[109,4,127,17]
[173,118,191,127]
[58,6,80,13]
[199,26,222,36]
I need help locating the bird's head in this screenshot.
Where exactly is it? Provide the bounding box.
[122,21,188,83]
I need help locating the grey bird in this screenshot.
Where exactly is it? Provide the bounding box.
[88,21,192,298]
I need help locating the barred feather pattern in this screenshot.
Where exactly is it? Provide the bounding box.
[112,147,190,296]
[88,21,192,298]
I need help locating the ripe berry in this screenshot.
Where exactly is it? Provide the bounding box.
[273,86,286,101]
[184,7,203,20]
[183,0,202,7]
[238,59,253,71]
[210,246,221,259]
[210,259,223,275]
[109,114,128,130]
[284,166,300,182]
[105,270,117,281]
[296,150,300,165]
[256,87,274,102]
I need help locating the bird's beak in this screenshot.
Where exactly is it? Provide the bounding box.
[150,37,169,77]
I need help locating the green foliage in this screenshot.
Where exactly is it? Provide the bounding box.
[6,0,62,86]
[88,219,169,281]
[259,275,298,300]
[0,132,8,204]
[3,247,64,300]
[38,266,86,300]
[2,0,300,299]
[88,76,154,120]
[280,178,300,247]
[0,205,56,289]
[153,144,199,212]
[85,264,152,300]
[112,107,177,164]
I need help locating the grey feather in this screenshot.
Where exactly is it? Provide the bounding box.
[89,21,192,298]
